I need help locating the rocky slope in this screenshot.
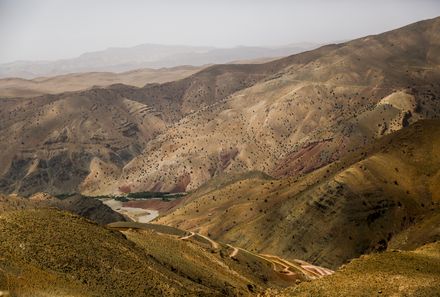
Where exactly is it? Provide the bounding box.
[0,208,329,296]
[108,16,440,194]
[269,241,440,297]
[0,43,329,195]
[0,87,168,195]
[0,193,126,225]
[158,120,440,269]
[39,194,127,225]
[0,17,439,199]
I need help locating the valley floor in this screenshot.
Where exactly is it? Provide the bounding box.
[102,198,159,223]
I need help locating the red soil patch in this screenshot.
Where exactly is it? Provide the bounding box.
[171,173,191,193]
[271,137,348,178]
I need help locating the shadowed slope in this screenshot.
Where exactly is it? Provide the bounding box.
[1,18,440,196]
[0,193,126,225]
[0,88,166,195]
[271,242,440,297]
[0,44,317,195]
[0,208,331,296]
[0,209,199,297]
[111,17,440,194]
[158,120,440,269]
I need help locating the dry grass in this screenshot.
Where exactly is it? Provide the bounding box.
[159,120,440,269]
[0,208,314,296]
[276,242,440,297]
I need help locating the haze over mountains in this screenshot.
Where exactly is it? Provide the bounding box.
[0,65,206,98]
[0,43,319,79]
[0,15,439,297]
[2,17,438,196]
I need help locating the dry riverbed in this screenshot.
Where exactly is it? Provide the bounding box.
[102,199,159,223]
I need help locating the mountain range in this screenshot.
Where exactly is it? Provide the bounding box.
[0,17,439,297]
[0,65,206,98]
[2,17,438,197]
[0,43,319,79]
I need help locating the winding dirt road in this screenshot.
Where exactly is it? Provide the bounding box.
[227,244,239,258]
[179,231,195,240]
[261,254,334,279]
[175,227,333,281]
[179,231,219,249]
[197,233,219,249]
[294,259,334,277]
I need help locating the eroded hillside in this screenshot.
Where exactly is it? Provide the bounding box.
[268,242,440,297]
[1,9,439,297]
[0,208,330,296]
[0,88,166,195]
[0,47,307,195]
[109,17,440,194]
[2,18,439,196]
[158,120,440,269]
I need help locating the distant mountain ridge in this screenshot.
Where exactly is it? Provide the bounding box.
[0,65,206,98]
[0,17,439,196]
[0,43,320,79]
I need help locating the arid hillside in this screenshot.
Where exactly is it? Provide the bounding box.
[1,198,437,297]
[0,193,126,225]
[0,88,167,195]
[158,120,440,269]
[0,44,329,195]
[0,207,331,297]
[268,241,440,297]
[0,65,205,98]
[109,17,440,194]
[0,17,439,197]
[0,17,439,297]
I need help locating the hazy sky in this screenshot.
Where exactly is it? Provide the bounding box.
[1,0,440,63]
